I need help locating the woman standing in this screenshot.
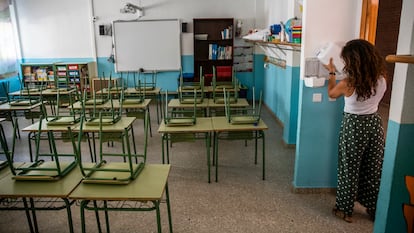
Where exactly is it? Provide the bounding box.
[326,39,387,223]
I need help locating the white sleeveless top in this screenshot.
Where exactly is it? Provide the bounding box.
[344,77,387,115]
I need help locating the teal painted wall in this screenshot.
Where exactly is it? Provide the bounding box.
[293,80,344,187]
[261,59,300,145]
[374,120,414,233]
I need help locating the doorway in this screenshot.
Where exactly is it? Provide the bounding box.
[360,0,402,133]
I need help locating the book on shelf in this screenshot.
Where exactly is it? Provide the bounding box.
[209,44,219,60]
[221,26,233,39]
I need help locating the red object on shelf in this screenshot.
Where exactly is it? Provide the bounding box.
[68,65,78,70]
[216,66,232,79]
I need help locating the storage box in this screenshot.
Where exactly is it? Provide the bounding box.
[68,65,78,70]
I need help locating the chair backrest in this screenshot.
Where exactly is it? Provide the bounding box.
[225,87,262,125]
[121,72,145,105]
[137,70,156,91]
[212,66,238,104]
[164,90,197,126]
[43,88,80,126]
[179,66,204,104]
[84,75,122,125]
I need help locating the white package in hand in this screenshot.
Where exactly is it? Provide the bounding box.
[316,42,345,72]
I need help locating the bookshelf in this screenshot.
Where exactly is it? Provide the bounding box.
[53,62,96,92]
[193,18,234,85]
[21,63,55,88]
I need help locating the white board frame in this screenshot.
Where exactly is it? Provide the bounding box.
[112,19,181,72]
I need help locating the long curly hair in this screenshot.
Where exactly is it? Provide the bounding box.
[340,39,387,101]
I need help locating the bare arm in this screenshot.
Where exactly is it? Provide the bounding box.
[326,58,351,98]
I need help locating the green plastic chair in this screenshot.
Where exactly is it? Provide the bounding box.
[212,66,238,104]
[43,88,80,126]
[136,70,157,91]
[164,90,197,126]
[1,117,77,180]
[68,111,149,184]
[179,66,204,104]
[225,87,262,125]
[122,72,145,105]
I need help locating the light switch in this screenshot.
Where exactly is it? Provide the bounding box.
[312,93,322,102]
[328,97,336,101]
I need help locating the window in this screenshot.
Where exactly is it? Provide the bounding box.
[0,0,18,78]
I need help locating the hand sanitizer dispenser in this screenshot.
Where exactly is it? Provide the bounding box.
[316,42,345,73]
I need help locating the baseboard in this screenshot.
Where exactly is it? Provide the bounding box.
[263,103,296,149]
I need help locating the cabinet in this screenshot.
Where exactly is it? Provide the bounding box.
[193,18,234,85]
[21,63,55,88]
[54,62,96,92]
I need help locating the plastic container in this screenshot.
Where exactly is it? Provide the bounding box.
[304,76,326,88]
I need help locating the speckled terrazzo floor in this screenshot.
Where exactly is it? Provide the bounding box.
[0,102,376,233]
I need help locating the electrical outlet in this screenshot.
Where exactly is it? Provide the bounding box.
[312,93,322,102]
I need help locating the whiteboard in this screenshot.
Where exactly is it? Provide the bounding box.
[113,19,181,72]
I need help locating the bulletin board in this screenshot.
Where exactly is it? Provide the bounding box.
[112,19,181,72]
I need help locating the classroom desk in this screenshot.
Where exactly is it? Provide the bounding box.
[8,88,77,97]
[70,99,152,136]
[167,98,209,116]
[207,98,249,116]
[69,164,173,233]
[0,165,83,233]
[72,117,136,162]
[97,87,163,124]
[211,116,268,182]
[21,119,82,162]
[9,88,78,115]
[0,101,42,118]
[0,101,43,138]
[158,117,213,182]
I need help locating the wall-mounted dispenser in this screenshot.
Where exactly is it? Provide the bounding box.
[316,42,345,73]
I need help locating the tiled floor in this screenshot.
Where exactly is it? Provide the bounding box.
[0,102,375,233]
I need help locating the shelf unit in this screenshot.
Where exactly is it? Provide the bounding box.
[21,63,55,88]
[193,18,234,85]
[53,62,96,92]
[233,41,254,72]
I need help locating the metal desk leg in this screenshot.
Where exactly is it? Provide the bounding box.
[262,131,266,180]
[214,132,219,182]
[22,197,36,233]
[29,198,39,233]
[165,183,173,233]
[161,134,166,164]
[254,131,258,164]
[104,201,110,233]
[63,198,74,233]
[93,200,103,233]
[166,134,170,164]
[154,200,162,233]
[206,132,211,183]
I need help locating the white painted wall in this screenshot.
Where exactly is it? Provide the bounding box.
[91,0,259,57]
[13,0,260,59]
[14,0,94,59]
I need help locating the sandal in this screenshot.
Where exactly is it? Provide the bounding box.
[332,207,353,223]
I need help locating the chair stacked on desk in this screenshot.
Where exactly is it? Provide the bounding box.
[122,72,153,136]
[212,66,239,105]
[68,111,148,184]
[179,67,205,105]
